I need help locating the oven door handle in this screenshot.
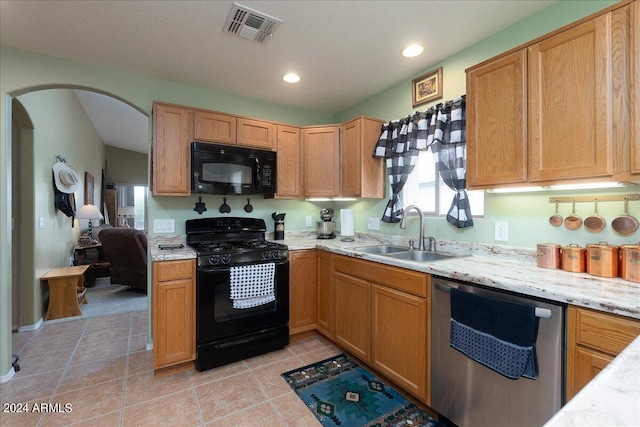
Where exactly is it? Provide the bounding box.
[199,266,230,274]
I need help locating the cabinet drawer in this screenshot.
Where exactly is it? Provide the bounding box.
[573,307,640,355]
[334,255,428,297]
[154,259,195,282]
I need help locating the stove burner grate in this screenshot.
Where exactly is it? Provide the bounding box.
[198,242,233,252]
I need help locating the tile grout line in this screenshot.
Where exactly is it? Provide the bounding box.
[118,311,135,427]
[36,319,91,427]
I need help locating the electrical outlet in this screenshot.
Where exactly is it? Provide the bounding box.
[153,219,175,233]
[305,216,312,227]
[38,217,44,229]
[495,221,509,241]
[367,217,380,231]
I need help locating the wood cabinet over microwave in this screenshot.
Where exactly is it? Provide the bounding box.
[193,110,236,144]
[466,1,634,189]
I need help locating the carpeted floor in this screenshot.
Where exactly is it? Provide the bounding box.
[44,277,148,325]
[282,353,445,427]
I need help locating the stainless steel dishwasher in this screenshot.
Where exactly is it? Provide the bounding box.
[431,277,564,427]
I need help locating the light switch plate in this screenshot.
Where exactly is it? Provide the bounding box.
[305,216,312,227]
[495,221,508,241]
[153,219,175,233]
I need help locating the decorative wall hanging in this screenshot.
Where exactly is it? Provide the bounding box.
[412,67,443,108]
[84,172,95,205]
[194,196,207,215]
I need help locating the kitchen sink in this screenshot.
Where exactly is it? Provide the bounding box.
[353,245,409,254]
[387,250,459,262]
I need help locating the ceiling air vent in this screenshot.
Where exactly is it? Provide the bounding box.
[224,3,282,43]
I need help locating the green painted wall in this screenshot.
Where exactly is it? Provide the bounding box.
[105,145,148,185]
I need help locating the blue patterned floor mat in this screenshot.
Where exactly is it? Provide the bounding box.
[281,353,445,427]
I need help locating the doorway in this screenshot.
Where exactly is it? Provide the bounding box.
[11,88,148,331]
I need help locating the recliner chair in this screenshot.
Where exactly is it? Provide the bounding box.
[99,228,148,292]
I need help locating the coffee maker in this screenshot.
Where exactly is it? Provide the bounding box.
[316,208,336,239]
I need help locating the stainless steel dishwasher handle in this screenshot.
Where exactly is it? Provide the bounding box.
[434,280,552,319]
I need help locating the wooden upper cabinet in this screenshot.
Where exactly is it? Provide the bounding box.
[631,1,639,178]
[276,125,302,198]
[193,111,236,144]
[466,3,632,189]
[528,12,618,182]
[237,118,276,150]
[302,126,340,197]
[152,102,192,196]
[341,117,385,198]
[466,50,527,188]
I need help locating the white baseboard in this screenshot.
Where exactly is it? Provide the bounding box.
[17,317,44,332]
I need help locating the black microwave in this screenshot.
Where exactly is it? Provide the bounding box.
[191,142,277,196]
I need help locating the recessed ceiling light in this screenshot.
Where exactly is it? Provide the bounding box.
[402,44,424,58]
[283,73,300,83]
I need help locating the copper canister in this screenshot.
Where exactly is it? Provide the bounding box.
[537,243,561,269]
[586,242,619,278]
[620,244,640,283]
[562,244,586,273]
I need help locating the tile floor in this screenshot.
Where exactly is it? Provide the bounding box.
[1,312,341,426]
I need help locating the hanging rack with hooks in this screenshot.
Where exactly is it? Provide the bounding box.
[548,194,640,204]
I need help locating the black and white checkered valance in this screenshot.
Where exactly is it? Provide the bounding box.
[373,95,473,228]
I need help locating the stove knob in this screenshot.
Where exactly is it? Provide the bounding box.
[262,251,272,260]
[208,255,219,265]
[220,254,231,264]
[273,250,281,259]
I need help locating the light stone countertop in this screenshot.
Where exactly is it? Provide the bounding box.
[544,334,640,427]
[149,231,640,426]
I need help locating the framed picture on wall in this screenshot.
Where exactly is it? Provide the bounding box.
[412,67,443,108]
[84,172,94,205]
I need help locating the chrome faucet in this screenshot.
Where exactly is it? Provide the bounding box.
[399,205,425,251]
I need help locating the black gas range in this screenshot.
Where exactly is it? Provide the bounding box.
[187,217,288,266]
[186,217,290,371]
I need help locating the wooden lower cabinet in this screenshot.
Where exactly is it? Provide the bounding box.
[566,306,640,400]
[333,255,429,402]
[289,250,317,334]
[316,251,335,339]
[152,259,196,370]
[372,284,427,402]
[335,272,371,362]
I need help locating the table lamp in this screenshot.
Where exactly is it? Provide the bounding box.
[76,204,104,243]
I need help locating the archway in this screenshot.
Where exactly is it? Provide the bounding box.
[5,85,149,381]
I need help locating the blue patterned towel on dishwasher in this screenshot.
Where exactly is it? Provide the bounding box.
[449,287,538,380]
[230,263,276,309]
